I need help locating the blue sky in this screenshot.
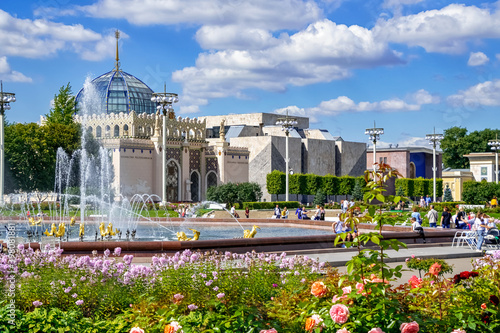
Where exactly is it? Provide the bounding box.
[1,0,500,147]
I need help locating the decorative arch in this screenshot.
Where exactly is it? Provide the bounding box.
[123,124,129,136]
[166,159,180,202]
[87,126,93,136]
[190,170,200,202]
[105,125,111,137]
[409,162,416,179]
[206,171,218,194]
[114,125,120,137]
[96,126,102,138]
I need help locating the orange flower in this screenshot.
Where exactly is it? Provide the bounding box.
[481,303,487,310]
[429,262,442,276]
[311,281,327,297]
[164,325,175,333]
[305,317,315,331]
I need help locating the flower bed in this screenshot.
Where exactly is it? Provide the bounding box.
[1,244,500,332]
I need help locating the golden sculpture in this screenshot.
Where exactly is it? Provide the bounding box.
[79,222,85,238]
[44,223,57,236]
[176,228,200,241]
[55,223,65,238]
[70,217,76,226]
[99,222,117,237]
[243,225,260,238]
[29,217,42,226]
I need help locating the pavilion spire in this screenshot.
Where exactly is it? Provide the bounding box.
[115,30,120,71]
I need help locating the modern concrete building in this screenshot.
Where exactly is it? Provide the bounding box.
[366,146,442,179]
[199,113,366,201]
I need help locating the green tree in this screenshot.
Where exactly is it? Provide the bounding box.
[266,170,285,197]
[441,126,500,169]
[207,182,262,207]
[45,83,77,126]
[443,184,454,202]
[351,179,363,201]
[313,189,326,206]
[4,122,80,193]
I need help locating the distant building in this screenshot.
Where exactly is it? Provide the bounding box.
[464,152,499,182]
[442,168,474,201]
[199,113,366,201]
[366,146,442,179]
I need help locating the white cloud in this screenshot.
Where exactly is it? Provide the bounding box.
[467,51,489,66]
[382,0,424,17]
[0,56,32,82]
[174,20,403,109]
[0,9,117,61]
[447,79,500,107]
[393,136,429,147]
[74,0,322,31]
[273,89,434,123]
[374,4,500,54]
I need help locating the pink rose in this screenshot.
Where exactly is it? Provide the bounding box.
[130,327,145,333]
[330,304,350,324]
[336,329,350,333]
[400,321,419,333]
[368,328,385,333]
[260,329,278,333]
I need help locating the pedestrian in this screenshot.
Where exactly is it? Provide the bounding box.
[281,207,289,219]
[419,196,425,208]
[295,206,302,219]
[245,207,250,219]
[491,196,498,208]
[425,195,432,207]
[411,207,422,224]
[475,212,487,252]
[425,205,438,228]
[440,206,452,228]
[274,204,281,219]
[230,205,236,217]
[320,206,325,220]
[411,217,426,243]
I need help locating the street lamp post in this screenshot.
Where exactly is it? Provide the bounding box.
[276,110,297,202]
[488,134,500,184]
[365,121,384,168]
[425,128,444,203]
[151,85,178,206]
[0,81,15,206]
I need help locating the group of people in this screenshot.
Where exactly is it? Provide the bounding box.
[331,214,357,243]
[341,200,355,213]
[271,204,326,221]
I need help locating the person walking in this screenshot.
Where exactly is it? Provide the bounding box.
[425,205,438,228]
[274,204,281,219]
[476,213,487,252]
[440,207,452,228]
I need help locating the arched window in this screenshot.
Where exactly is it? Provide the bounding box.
[87,126,93,135]
[114,125,120,137]
[123,124,129,136]
[190,172,200,202]
[207,171,217,189]
[105,125,111,137]
[409,162,416,179]
[166,160,179,202]
[96,126,102,138]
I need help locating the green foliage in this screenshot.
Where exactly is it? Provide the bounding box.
[443,184,454,202]
[305,174,321,195]
[406,257,454,276]
[395,178,414,197]
[266,170,284,195]
[462,180,500,204]
[413,177,428,197]
[4,122,80,193]
[351,178,364,201]
[313,189,326,206]
[45,83,77,126]
[441,126,500,169]
[322,174,340,196]
[338,176,355,196]
[206,182,262,206]
[394,178,442,199]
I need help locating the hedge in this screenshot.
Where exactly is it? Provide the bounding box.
[394,177,443,198]
[267,171,365,196]
[462,180,500,204]
[242,201,300,210]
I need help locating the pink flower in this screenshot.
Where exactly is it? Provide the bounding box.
[429,262,442,276]
[408,275,422,289]
[336,329,350,333]
[368,328,385,333]
[330,304,350,324]
[411,254,415,258]
[400,321,419,333]
[342,286,352,295]
[260,329,278,333]
[355,283,365,294]
[450,330,466,333]
[305,314,324,332]
[129,327,144,333]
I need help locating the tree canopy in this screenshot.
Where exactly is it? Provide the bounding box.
[44,83,77,126]
[441,126,500,169]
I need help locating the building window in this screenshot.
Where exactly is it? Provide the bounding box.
[384,157,387,164]
[96,126,102,138]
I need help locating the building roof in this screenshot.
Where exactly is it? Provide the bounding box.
[75,70,156,115]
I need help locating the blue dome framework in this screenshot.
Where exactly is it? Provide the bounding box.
[76,69,156,115]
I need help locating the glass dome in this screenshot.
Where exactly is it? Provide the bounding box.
[75,70,156,115]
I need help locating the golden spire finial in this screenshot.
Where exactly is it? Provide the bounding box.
[115,30,120,71]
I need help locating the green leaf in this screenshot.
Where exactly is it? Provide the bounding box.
[376,194,385,202]
[370,235,380,245]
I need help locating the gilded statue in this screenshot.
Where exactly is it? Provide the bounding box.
[243,225,260,238]
[29,217,42,226]
[44,223,57,236]
[176,228,200,241]
[79,222,85,238]
[70,217,76,226]
[55,223,65,238]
